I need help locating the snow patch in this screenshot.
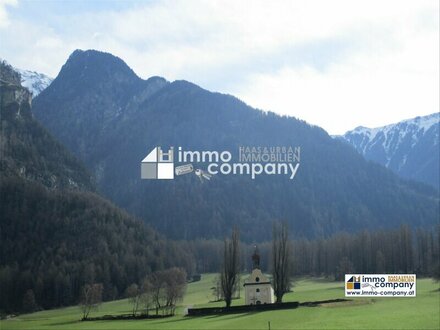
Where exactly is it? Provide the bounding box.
[340,113,439,170]
[15,68,53,97]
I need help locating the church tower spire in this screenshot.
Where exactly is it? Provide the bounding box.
[244,245,274,304]
[252,245,260,269]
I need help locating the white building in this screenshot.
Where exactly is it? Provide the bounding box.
[243,247,274,305]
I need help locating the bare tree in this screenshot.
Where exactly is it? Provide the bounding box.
[272,221,291,303]
[149,271,166,315]
[147,268,187,316]
[125,283,141,316]
[140,278,153,315]
[163,267,187,315]
[221,227,240,308]
[79,283,103,320]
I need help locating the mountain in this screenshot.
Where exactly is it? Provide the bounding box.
[15,68,53,97]
[32,50,439,241]
[33,50,168,159]
[0,61,193,312]
[0,60,92,190]
[339,113,439,191]
[0,59,53,97]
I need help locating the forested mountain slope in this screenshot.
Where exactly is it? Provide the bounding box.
[32,50,439,241]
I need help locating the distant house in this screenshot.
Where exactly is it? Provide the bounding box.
[243,247,274,305]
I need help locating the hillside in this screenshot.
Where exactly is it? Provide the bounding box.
[32,50,439,241]
[339,113,439,191]
[0,61,192,312]
[0,61,93,190]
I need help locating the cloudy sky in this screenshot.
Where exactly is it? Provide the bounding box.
[1,0,438,134]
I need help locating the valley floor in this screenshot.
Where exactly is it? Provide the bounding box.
[1,275,439,330]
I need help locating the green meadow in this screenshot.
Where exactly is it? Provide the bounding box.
[1,274,439,330]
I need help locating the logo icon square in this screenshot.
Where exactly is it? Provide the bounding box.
[141,163,157,179]
[157,163,174,179]
[141,147,174,180]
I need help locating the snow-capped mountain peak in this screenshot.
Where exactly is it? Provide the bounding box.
[15,68,53,97]
[339,113,439,190]
[351,113,439,136]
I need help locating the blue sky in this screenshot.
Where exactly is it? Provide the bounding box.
[1,0,438,134]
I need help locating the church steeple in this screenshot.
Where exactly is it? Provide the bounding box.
[244,245,274,305]
[252,245,260,269]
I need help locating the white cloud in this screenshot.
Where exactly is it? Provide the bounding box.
[235,1,439,134]
[237,62,438,134]
[0,0,438,134]
[0,0,17,28]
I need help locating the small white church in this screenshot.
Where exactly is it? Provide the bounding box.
[243,247,274,305]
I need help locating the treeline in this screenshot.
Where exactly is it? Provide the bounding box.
[291,226,440,279]
[0,176,194,314]
[1,177,438,314]
[178,225,440,279]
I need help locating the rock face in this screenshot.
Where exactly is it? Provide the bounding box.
[0,60,21,85]
[0,60,93,190]
[0,61,32,116]
[339,113,439,191]
[32,50,439,240]
[0,59,53,97]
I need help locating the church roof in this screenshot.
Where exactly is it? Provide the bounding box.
[243,268,271,286]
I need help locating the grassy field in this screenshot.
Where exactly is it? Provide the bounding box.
[1,274,439,330]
